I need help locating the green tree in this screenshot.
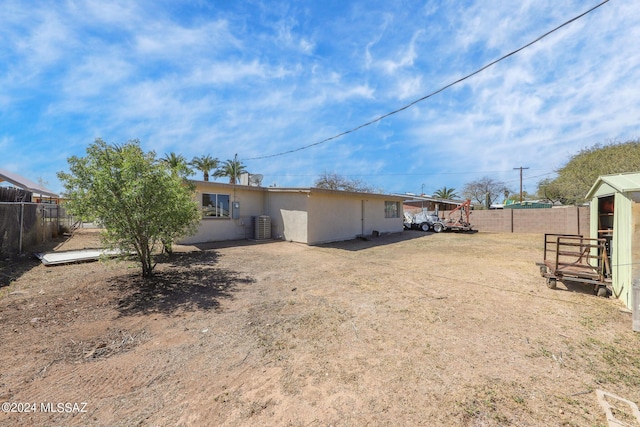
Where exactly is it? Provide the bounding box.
[161,152,193,178]
[190,154,219,181]
[536,178,568,205]
[314,172,376,193]
[537,140,640,205]
[433,186,458,199]
[214,158,247,184]
[462,176,509,208]
[58,139,201,278]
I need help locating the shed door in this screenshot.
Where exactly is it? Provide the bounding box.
[597,195,614,277]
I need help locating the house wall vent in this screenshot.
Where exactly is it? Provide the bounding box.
[253,215,271,240]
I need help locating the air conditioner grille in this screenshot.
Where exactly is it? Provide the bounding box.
[253,215,271,240]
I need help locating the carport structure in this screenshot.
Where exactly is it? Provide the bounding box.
[0,168,59,199]
[586,172,640,330]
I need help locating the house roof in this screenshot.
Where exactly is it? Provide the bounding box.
[586,171,640,199]
[0,168,59,198]
[191,180,405,200]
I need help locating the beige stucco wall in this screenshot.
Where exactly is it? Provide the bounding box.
[265,190,403,244]
[306,192,403,245]
[180,182,266,244]
[264,191,310,243]
[306,192,363,244]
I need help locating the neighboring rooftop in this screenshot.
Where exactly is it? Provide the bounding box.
[0,168,59,198]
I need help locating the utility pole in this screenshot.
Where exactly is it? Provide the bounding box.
[513,166,529,203]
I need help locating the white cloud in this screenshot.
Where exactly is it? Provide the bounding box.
[3,0,640,195]
[380,30,424,74]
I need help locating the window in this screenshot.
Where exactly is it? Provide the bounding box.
[385,201,400,218]
[202,193,230,218]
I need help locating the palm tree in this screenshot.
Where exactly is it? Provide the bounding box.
[214,158,247,184]
[190,155,219,181]
[161,152,192,176]
[433,186,458,199]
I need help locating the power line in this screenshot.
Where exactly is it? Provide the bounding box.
[503,171,556,185]
[265,169,554,178]
[244,0,611,161]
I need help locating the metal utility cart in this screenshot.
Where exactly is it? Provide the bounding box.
[536,234,612,297]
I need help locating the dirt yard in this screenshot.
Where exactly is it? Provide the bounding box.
[1,228,639,426]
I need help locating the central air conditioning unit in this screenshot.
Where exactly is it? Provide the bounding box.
[253,215,271,240]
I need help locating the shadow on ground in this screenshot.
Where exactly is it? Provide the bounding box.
[562,279,609,298]
[318,230,436,252]
[0,236,68,289]
[112,250,255,316]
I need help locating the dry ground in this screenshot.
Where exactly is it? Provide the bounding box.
[1,228,639,426]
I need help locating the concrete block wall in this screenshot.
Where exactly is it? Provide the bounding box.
[442,206,590,236]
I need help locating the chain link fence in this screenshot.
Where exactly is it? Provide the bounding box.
[0,202,77,256]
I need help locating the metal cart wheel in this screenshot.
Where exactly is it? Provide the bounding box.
[546,277,557,289]
[596,286,608,298]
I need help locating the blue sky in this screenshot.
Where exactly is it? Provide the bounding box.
[2,0,639,197]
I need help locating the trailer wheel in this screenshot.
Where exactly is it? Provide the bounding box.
[420,222,430,232]
[433,223,444,233]
[539,266,547,277]
[596,286,608,298]
[546,277,557,289]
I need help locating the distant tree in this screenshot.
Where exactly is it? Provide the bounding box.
[462,176,509,208]
[161,152,193,178]
[537,178,569,205]
[214,158,247,184]
[58,139,201,278]
[190,155,219,181]
[433,186,458,199]
[505,191,532,203]
[314,172,376,193]
[537,140,640,205]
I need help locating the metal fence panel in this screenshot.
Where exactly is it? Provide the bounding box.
[0,203,76,255]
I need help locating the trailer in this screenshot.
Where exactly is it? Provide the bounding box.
[536,234,611,297]
[431,199,473,233]
[403,210,440,231]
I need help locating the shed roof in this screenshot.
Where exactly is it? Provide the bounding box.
[0,168,59,198]
[586,171,640,199]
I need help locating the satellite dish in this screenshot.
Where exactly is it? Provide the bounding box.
[249,174,263,187]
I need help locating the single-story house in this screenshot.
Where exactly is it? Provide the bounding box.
[180,181,405,245]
